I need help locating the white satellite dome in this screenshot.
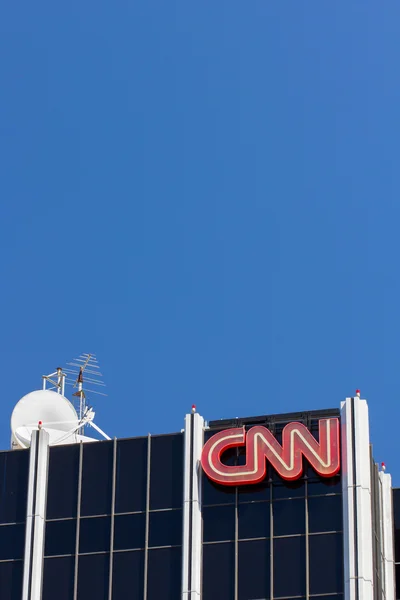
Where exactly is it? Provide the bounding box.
[11,389,96,449]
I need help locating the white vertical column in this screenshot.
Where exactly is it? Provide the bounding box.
[22,429,50,600]
[182,411,204,600]
[182,414,192,600]
[379,471,395,600]
[341,396,374,600]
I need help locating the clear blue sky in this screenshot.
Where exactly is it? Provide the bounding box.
[1,2,400,481]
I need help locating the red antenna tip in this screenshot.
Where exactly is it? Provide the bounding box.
[355,389,361,396]
[191,404,196,412]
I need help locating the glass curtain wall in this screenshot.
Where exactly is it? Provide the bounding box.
[0,449,29,600]
[43,433,183,600]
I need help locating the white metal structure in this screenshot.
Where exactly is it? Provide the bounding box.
[22,428,50,600]
[182,406,204,600]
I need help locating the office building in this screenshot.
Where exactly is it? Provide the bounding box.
[0,385,397,600]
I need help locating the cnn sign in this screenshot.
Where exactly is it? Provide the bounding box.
[201,418,340,485]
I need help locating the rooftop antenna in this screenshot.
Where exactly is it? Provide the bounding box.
[64,353,107,434]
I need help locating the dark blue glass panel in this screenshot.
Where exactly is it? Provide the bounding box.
[238,539,270,599]
[393,489,400,562]
[150,435,183,510]
[0,450,29,524]
[396,564,400,599]
[80,441,113,517]
[0,560,23,600]
[309,533,343,594]
[47,445,79,519]
[203,505,235,542]
[272,479,305,499]
[203,542,235,600]
[238,501,270,539]
[0,523,25,560]
[274,536,306,597]
[202,477,236,506]
[77,554,109,600]
[79,517,111,553]
[147,546,182,600]
[273,498,305,536]
[308,495,343,533]
[115,438,148,514]
[307,476,342,496]
[112,551,144,599]
[43,556,74,600]
[114,513,146,550]
[238,480,270,502]
[393,489,400,530]
[149,509,182,547]
[45,519,76,556]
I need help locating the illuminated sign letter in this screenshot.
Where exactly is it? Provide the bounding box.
[201,418,340,485]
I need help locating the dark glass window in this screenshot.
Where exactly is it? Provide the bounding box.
[273,498,305,536]
[77,553,109,600]
[45,519,76,556]
[308,495,343,533]
[238,539,270,600]
[42,556,74,600]
[309,533,343,595]
[274,536,306,597]
[149,435,183,510]
[0,450,29,524]
[203,542,235,600]
[203,505,235,542]
[0,560,23,600]
[114,513,146,551]
[307,476,342,496]
[238,501,270,539]
[115,438,148,514]
[149,509,182,547]
[80,441,113,516]
[112,550,144,599]
[272,479,305,499]
[0,523,25,560]
[79,517,111,553]
[396,564,400,599]
[47,445,79,519]
[396,532,400,566]
[238,480,270,503]
[202,477,236,507]
[393,489,400,530]
[147,546,182,600]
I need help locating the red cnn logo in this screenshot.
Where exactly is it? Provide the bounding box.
[201,418,340,485]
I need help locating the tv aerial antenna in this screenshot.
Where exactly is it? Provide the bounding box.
[64,353,107,429]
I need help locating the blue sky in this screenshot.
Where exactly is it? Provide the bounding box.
[1,2,400,481]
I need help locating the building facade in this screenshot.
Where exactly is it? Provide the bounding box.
[0,393,396,600]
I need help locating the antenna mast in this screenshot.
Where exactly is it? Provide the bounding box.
[64,353,107,433]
